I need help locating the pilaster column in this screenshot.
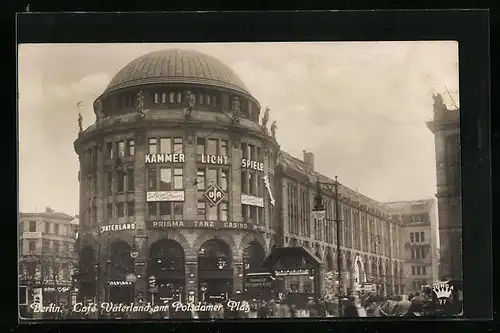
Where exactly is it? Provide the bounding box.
[185,256,198,303]
[317,263,325,298]
[230,136,242,222]
[233,257,244,294]
[184,131,197,220]
[134,130,146,230]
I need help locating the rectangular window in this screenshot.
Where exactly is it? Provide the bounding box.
[107,142,113,159]
[197,170,205,190]
[161,92,167,104]
[249,172,255,195]
[148,167,157,190]
[127,169,135,191]
[173,168,183,189]
[257,146,262,161]
[250,206,257,224]
[127,140,135,156]
[173,137,183,154]
[54,224,59,235]
[29,221,37,232]
[174,202,183,215]
[117,171,125,192]
[197,201,206,217]
[410,233,414,243]
[220,170,228,191]
[198,93,203,105]
[160,202,171,216]
[117,141,125,157]
[212,95,217,106]
[415,232,420,242]
[160,168,172,191]
[53,240,60,253]
[207,139,218,155]
[411,248,415,260]
[416,266,421,275]
[207,168,217,187]
[45,222,50,234]
[248,144,254,161]
[422,266,427,275]
[160,138,172,154]
[107,171,113,193]
[206,95,211,105]
[411,266,416,275]
[420,232,425,242]
[128,202,135,217]
[169,92,175,103]
[241,143,247,159]
[197,138,205,156]
[258,206,264,225]
[154,92,160,104]
[107,204,113,219]
[220,140,228,156]
[43,239,50,251]
[148,202,157,217]
[149,138,157,154]
[241,171,247,193]
[29,241,36,252]
[63,242,69,255]
[117,203,125,218]
[220,203,228,221]
[242,204,249,222]
[176,92,182,103]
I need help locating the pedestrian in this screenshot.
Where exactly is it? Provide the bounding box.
[343,297,359,317]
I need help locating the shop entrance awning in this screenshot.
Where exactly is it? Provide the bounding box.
[259,246,323,271]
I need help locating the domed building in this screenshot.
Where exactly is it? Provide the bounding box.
[74,49,280,306]
[74,48,405,309]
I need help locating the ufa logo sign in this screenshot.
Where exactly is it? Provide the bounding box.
[205,184,225,206]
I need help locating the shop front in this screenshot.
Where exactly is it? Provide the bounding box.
[106,241,135,305]
[260,246,322,307]
[147,239,186,305]
[77,246,96,302]
[242,241,268,300]
[197,238,233,303]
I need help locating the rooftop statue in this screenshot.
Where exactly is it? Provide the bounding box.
[270,120,278,138]
[136,90,149,118]
[261,107,270,132]
[78,113,83,132]
[184,90,196,120]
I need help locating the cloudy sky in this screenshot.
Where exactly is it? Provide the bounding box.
[18,42,459,215]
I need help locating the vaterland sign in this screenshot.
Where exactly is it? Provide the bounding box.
[146,220,257,231]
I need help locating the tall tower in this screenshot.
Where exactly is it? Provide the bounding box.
[426,93,462,281]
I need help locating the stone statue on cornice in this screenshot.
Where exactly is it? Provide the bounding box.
[270,120,278,138]
[261,107,270,132]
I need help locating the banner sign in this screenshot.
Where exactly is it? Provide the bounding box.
[43,286,71,293]
[146,191,185,202]
[146,220,256,231]
[100,223,136,233]
[275,269,311,277]
[145,153,185,164]
[241,194,264,207]
[245,273,274,288]
[23,232,42,238]
[108,281,133,286]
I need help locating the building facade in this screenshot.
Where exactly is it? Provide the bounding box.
[276,151,405,297]
[426,94,462,281]
[19,208,78,304]
[385,199,439,294]
[74,49,405,305]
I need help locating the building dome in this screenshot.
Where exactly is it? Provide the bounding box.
[104,49,250,95]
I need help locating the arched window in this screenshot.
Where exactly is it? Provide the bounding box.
[198,239,232,270]
[109,241,133,278]
[243,241,265,271]
[148,239,185,273]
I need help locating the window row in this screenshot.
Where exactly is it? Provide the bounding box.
[148,202,184,219]
[240,142,264,162]
[197,168,228,191]
[148,167,184,191]
[149,137,184,155]
[411,265,427,276]
[410,231,425,243]
[24,239,73,255]
[20,262,72,281]
[24,220,74,237]
[107,169,135,193]
[241,170,265,196]
[106,140,135,160]
[412,280,428,291]
[197,201,229,221]
[197,138,228,157]
[410,247,428,260]
[242,204,265,225]
[107,201,135,219]
[153,91,218,107]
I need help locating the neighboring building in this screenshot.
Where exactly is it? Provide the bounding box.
[18,207,78,304]
[426,94,462,281]
[73,49,404,304]
[385,199,439,294]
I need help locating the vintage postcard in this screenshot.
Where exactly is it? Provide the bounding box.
[18,42,463,320]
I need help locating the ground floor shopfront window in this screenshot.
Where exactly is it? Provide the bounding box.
[198,238,233,303]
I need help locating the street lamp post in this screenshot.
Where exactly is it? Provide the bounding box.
[312,176,343,317]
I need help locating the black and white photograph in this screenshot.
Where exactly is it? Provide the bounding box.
[18,41,464,320]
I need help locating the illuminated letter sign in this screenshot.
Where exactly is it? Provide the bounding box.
[241,158,264,172]
[145,154,185,164]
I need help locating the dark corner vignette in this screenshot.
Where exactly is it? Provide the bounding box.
[14,10,491,329]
